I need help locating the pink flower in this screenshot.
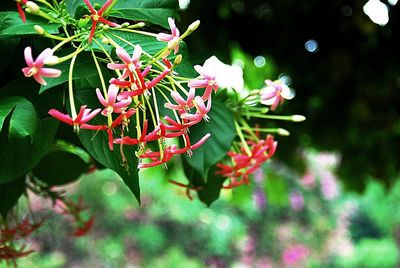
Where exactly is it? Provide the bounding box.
[164,88,195,113]
[157,17,180,55]
[96,84,132,116]
[282,245,310,266]
[22,47,61,85]
[260,79,294,111]
[188,63,219,100]
[48,105,102,131]
[181,96,211,125]
[83,0,119,43]
[107,45,142,80]
[290,191,304,211]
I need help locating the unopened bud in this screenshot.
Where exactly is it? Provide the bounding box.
[121,22,130,28]
[278,128,290,136]
[249,89,260,96]
[188,20,200,32]
[25,1,40,13]
[101,37,109,44]
[34,25,45,35]
[128,22,145,29]
[291,115,306,122]
[44,56,59,65]
[174,54,182,65]
[101,24,110,30]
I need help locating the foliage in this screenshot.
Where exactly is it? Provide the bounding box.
[0,0,303,263]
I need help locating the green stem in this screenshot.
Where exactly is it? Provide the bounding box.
[57,44,88,63]
[68,48,80,119]
[52,33,84,52]
[234,120,252,156]
[90,48,107,95]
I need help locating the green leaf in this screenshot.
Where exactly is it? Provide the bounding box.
[182,100,235,177]
[112,9,176,28]
[182,162,226,207]
[0,11,61,37]
[0,96,38,141]
[0,118,59,185]
[39,51,100,93]
[75,89,141,204]
[112,0,178,28]
[264,172,288,207]
[0,177,25,219]
[32,150,90,186]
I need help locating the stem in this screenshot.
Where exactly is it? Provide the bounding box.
[57,44,88,63]
[234,120,252,156]
[246,113,300,121]
[93,38,121,77]
[111,28,158,38]
[90,48,107,95]
[68,47,80,119]
[52,33,85,52]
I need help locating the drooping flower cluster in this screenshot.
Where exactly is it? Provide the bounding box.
[54,197,95,237]
[216,135,277,189]
[0,215,43,264]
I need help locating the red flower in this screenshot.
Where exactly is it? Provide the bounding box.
[83,0,119,43]
[16,0,28,22]
[71,216,95,237]
[216,135,277,189]
[48,105,103,131]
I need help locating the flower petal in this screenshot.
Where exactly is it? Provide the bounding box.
[24,47,33,66]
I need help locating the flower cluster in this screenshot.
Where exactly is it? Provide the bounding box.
[0,216,42,264]
[54,197,95,237]
[14,0,304,201]
[216,135,277,189]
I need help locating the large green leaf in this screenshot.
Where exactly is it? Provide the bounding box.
[182,100,235,177]
[75,89,141,204]
[0,11,61,37]
[0,118,59,185]
[182,162,226,207]
[32,150,90,186]
[0,96,38,141]
[112,0,178,28]
[0,177,26,219]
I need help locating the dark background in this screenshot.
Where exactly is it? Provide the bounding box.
[179,0,400,191]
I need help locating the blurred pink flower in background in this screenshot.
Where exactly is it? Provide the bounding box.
[320,171,339,200]
[290,191,304,211]
[301,170,316,190]
[282,244,310,266]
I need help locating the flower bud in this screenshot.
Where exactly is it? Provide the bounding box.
[26,1,40,13]
[174,54,182,65]
[44,56,59,65]
[188,20,200,32]
[101,37,109,44]
[34,25,45,35]
[278,128,290,136]
[250,89,260,96]
[121,22,130,28]
[291,115,306,122]
[128,22,145,29]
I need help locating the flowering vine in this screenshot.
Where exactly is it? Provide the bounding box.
[0,0,304,263]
